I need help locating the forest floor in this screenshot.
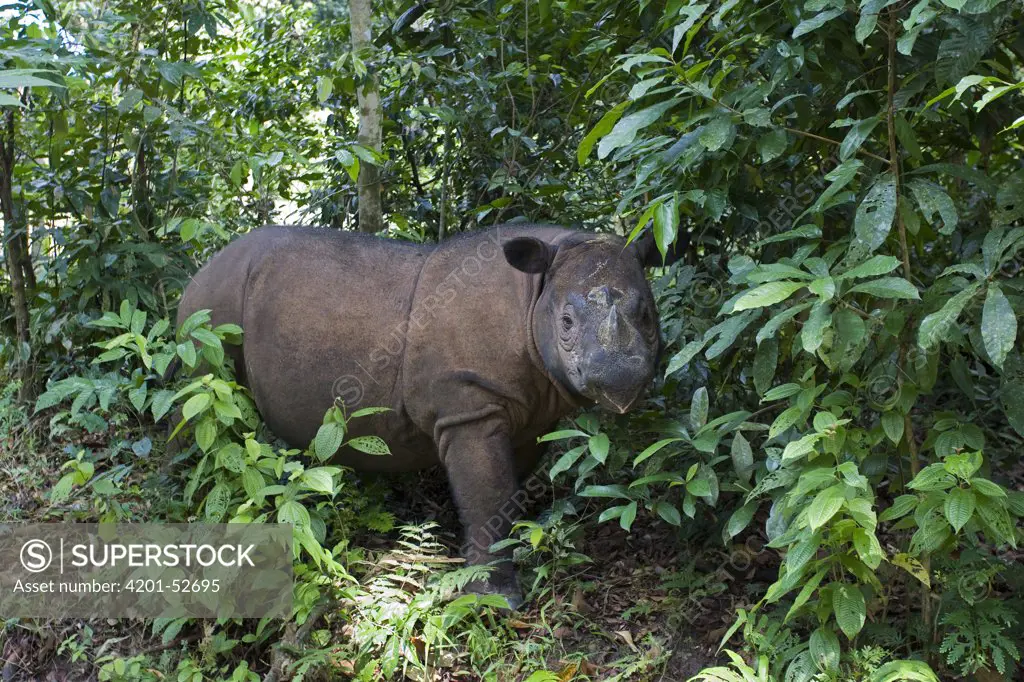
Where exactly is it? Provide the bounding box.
[0,411,750,681]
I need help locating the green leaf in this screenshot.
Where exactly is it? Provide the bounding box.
[665,339,707,377]
[734,281,805,311]
[302,468,336,494]
[801,302,831,353]
[620,501,638,531]
[918,281,983,349]
[538,429,589,442]
[869,661,939,682]
[757,129,788,163]
[588,433,610,463]
[0,70,65,89]
[731,433,754,483]
[578,101,629,165]
[807,485,845,530]
[204,483,231,521]
[853,528,884,569]
[597,99,680,159]
[550,445,587,480]
[881,411,904,444]
[195,418,217,453]
[808,159,863,215]
[839,118,880,161]
[314,422,345,461]
[151,390,175,422]
[699,116,734,152]
[316,76,333,103]
[785,568,828,622]
[753,337,778,396]
[792,8,845,38]
[653,195,679,259]
[851,174,897,255]
[769,405,804,438]
[908,179,958,235]
[833,584,867,638]
[981,284,1016,369]
[182,393,212,421]
[579,484,631,500]
[346,436,391,456]
[278,500,311,527]
[848,277,920,299]
[944,487,976,532]
[724,501,757,541]
[838,255,900,280]
[809,626,840,672]
[690,386,709,430]
[633,438,683,467]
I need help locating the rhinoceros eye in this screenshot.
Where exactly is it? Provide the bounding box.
[559,306,579,349]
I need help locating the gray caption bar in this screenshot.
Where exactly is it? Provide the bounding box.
[0,523,293,618]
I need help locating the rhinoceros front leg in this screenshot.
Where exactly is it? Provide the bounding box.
[437,419,524,609]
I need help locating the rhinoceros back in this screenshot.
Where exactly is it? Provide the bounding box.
[177,226,431,469]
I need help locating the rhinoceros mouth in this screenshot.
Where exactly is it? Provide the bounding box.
[598,389,643,414]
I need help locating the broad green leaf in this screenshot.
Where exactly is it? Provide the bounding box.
[597,99,680,159]
[769,405,804,438]
[838,255,900,280]
[792,8,845,38]
[807,159,863,215]
[578,101,629,165]
[757,129,788,162]
[839,118,880,161]
[848,277,920,299]
[833,584,867,638]
[589,433,610,463]
[807,485,845,530]
[314,422,345,461]
[918,281,983,349]
[908,179,958,235]
[734,281,805,311]
[347,436,391,455]
[316,76,333,103]
[801,302,831,353]
[853,528,884,569]
[699,116,734,152]
[690,386,709,430]
[724,501,757,540]
[550,445,587,480]
[665,338,707,376]
[881,411,904,444]
[753,337,778,396]
[869,661,939,682]
[0,70,65,89]
[944,487,976,532]
[809,626,840,672]
[731,433,754,483]
[981,284,1016,369]
[633,438,682,467]
[182,393,212,421]
[851,174,897,255]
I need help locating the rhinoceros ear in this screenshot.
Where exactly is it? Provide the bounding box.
[503,236,554,274]
[631,229,689,268]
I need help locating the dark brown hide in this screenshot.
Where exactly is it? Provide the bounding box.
[176,225,665,605]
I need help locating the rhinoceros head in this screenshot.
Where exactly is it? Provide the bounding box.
[503,231,668,413]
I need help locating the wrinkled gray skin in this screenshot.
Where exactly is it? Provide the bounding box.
[176,225,667,607]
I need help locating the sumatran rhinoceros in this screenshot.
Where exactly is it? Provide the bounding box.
[176,225,673,607]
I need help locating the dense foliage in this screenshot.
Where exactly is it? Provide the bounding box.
[1,0,1022,679]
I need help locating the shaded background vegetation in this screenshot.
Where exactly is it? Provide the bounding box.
[1,0,1023,679]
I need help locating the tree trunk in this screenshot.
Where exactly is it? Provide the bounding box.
[350,0,383,234]
[0,109,34,399]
